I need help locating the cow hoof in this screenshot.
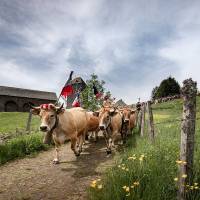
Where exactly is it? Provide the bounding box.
[106,150,112,155]
[53,159,59,164]
[75,152,80,157]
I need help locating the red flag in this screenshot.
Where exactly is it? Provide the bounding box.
[60,71,74,98]
[72,93,80,107]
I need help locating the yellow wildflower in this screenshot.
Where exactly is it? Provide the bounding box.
[97,179,101,182]
[131,185,134,189]
[139,157,144,162]
[92,180,97,184]
[122,167,126,170]
[125,168,129,172]
[190,186,194,190]
[194,186,199,190]
[118,165,121,168]
[194,183,198,186]
[122,186,127,190]
[186,184,190,187]
[176,160,182,164]
[125,187,130,192]
[97,184,103,190]
[90,182,96,188]
[174,178,178,182]
[182,174,187,178]
[133,181,140,186]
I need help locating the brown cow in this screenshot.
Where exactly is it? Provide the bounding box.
[94,106,122,154]
[86,111,99,142]
[120,107,136,143]
[31,104,88,164]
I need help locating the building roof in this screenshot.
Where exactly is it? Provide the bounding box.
[71,77,87,91]
[0,86,57,101]
[71,77,86,85]
[115,99,127,107]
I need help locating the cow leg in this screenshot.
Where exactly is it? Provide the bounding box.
[53,145,60,164]
[78,131,86,154]
[94,130,99,142]
[71,137,80,157]
[84,132,89,142]
[111,132,118,148]
[102,131,111,154]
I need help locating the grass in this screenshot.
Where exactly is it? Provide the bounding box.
[88,97,200,200]
[0,132,49,165]
[0,112,40,134]
[0,112,49,165]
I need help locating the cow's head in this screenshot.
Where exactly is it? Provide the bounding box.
[95,106,118,131]
[31,103,64,132]
[121,107,136,123]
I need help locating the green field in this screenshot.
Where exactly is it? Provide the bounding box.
[0,112,48,165]
[89,97,200,200]
[0,112,40,134]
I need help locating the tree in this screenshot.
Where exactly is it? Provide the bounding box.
[152,77,180,99]
[151,86,159,100]
[81,74,110,111]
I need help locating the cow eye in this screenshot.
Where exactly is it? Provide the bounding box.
[50,114,54,118]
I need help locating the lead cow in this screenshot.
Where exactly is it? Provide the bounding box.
[31,104,88,164]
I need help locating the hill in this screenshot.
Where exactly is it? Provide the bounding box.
[89,97,200,200]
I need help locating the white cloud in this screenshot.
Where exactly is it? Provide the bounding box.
[1,0,200,103]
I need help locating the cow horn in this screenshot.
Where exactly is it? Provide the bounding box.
[56,103,64,114]
[28,103,35,109]
[59,103,64,109]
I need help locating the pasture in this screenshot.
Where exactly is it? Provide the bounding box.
[88,97,200,200]
[0,112,49,164]
[0,112,40,134]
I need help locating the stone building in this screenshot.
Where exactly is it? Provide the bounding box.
[0,86,57,112]
[66,77,86,108]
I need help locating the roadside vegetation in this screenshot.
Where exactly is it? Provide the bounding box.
[88,97,200,200]
[0,132,49,164]
[0,112,49,165]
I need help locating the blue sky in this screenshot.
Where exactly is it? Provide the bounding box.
[0,0,200,104]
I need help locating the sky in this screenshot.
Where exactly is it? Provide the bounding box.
[0,0,200,104]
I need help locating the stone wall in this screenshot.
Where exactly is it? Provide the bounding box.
[0,95,56,112]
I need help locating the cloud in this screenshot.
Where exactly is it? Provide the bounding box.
[0,0,200,104]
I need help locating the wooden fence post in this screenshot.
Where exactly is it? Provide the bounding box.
[147,101,154,141]
[140,103,146,137]
[178,78,197,200]
[137,109,142,132]
[26,111,32,133]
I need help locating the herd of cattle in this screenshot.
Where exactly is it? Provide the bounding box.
[152,91,200,104]
[30,103,137,164]
[153,94,181,104]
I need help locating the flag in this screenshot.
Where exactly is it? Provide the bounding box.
[93,84,102,99]
[72,93,80,107]
[60,71,74,98]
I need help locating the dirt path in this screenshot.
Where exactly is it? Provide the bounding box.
[0,138,118,200]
